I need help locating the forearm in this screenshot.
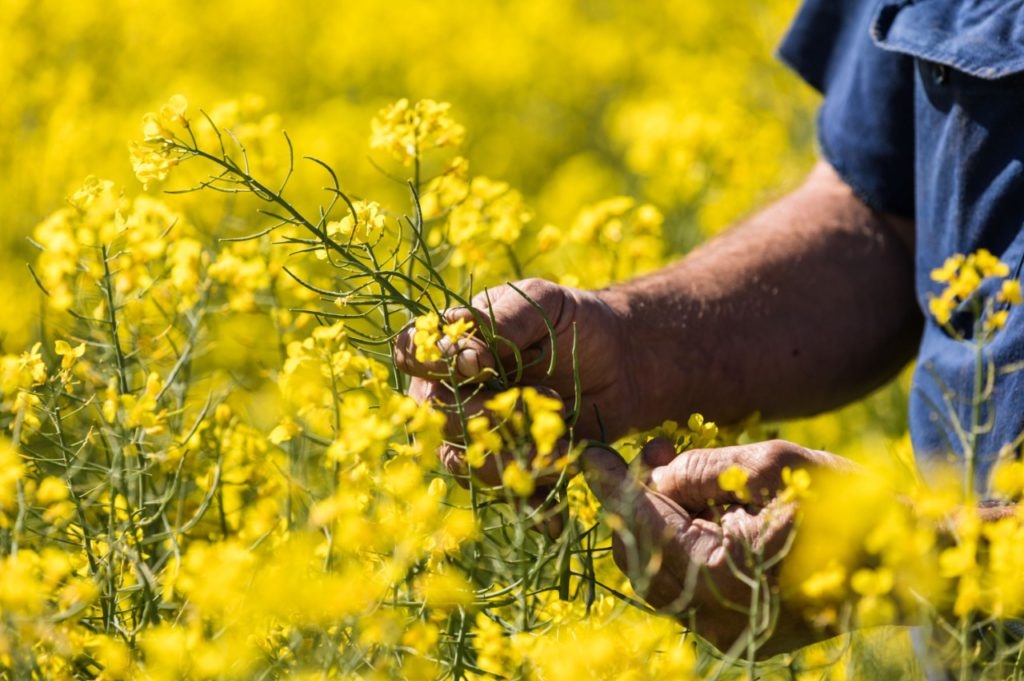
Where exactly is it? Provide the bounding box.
[599,160,921,431]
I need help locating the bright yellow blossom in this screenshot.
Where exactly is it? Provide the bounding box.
[502,461,536,497]
[717,464,751,502]
[412,312,443,363]
[370,98,465,166]
[998,278,1023,305]
[442,317,475,344]
[323,200,387,249]
[54,339,85,371]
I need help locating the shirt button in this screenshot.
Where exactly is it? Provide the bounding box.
[930,62,948,85]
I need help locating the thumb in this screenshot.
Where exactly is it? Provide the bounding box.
[580,444,643,516]
[648,440,832,511]
[649,447,754,512]
[462,279,567,372]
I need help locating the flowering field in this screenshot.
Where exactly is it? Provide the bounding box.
[5,1,1024,680]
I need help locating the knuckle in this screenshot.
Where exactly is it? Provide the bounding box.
[440,444,468,479]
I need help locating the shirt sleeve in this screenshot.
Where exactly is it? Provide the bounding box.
[777,0,916,219]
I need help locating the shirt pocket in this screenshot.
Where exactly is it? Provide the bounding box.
[871,0,1024,82]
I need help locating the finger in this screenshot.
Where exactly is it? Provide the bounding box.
[648,440,834,512]
[439,442,471,487]
[392,319,445,378]
[579,444,638,516]
[649,445,764,512]
[640,437,679,470]
[468,279,565,349]
[467,280,571,378]
[585,446,693,590]
[392,312,498,382]
[437,307,501,380]
[580,444,684,546]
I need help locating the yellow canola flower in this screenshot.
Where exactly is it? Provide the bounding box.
[159,93,189,128]
[779,466,812,503]
[687,412,718,447]
[130,137,180,189]
[992,460,1024,499]
[268,417,301,445]
[530,409,565,459]
[998,278,1023,305]
[1,342,47,396]
[717,464,750,502]
[521,386,562,415]
[412,312,443,363]
[939,540,977,580]
[484,387,521,418]
[502,461,535,497]
[850,566,894,597]
[120,372,168,436]
[323,200,386,249]
[466,415,500,468]
[973,247,1010,278]
[54,339,85,371]
[930,254,966,284]
[131,95,191,188]
[800,560,848,601]
[442,317,475,344]
[35,476,69,505]
[370,98,465,166]
[928,249,1017,331]
[984,309,1009,333]
[928,290,957,326]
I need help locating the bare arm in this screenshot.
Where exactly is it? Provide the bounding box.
[599,159,920,431]
[396,159,921,446]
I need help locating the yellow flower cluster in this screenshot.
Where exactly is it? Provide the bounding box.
[371,98,466,167]
[412,312,444,364]
[418,155,536,286]
[129,95,190,189]
[628,413,721,457]
[464,387,569,496]
[471,596,698,680]
[539,196,666,289]
[777,459,1024,671]
[929,248,1021,334]
[0,343,47,440]
[323,199,387,249]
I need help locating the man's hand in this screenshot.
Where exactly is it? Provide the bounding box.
[394,278,641,481]
[582,438,854,658]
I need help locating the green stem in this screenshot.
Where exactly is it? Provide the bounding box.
[182,145,428,315]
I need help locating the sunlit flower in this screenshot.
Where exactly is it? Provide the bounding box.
[501,461,535,497]
[717,464,750,502]
[370,98,465,166]
[324,200,387,247]
[998,278,1023,305]
[412,312,443,363]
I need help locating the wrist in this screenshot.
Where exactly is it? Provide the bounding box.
[594,280,715,432]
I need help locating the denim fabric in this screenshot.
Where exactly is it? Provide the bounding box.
[778,0,917,218]
[779,0,1024,493]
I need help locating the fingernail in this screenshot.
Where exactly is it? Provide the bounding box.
[438,337,455,357]
[456,348,480,377]
[650,467,666,489]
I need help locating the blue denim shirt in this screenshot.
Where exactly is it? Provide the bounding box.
[779,0,1024,493]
